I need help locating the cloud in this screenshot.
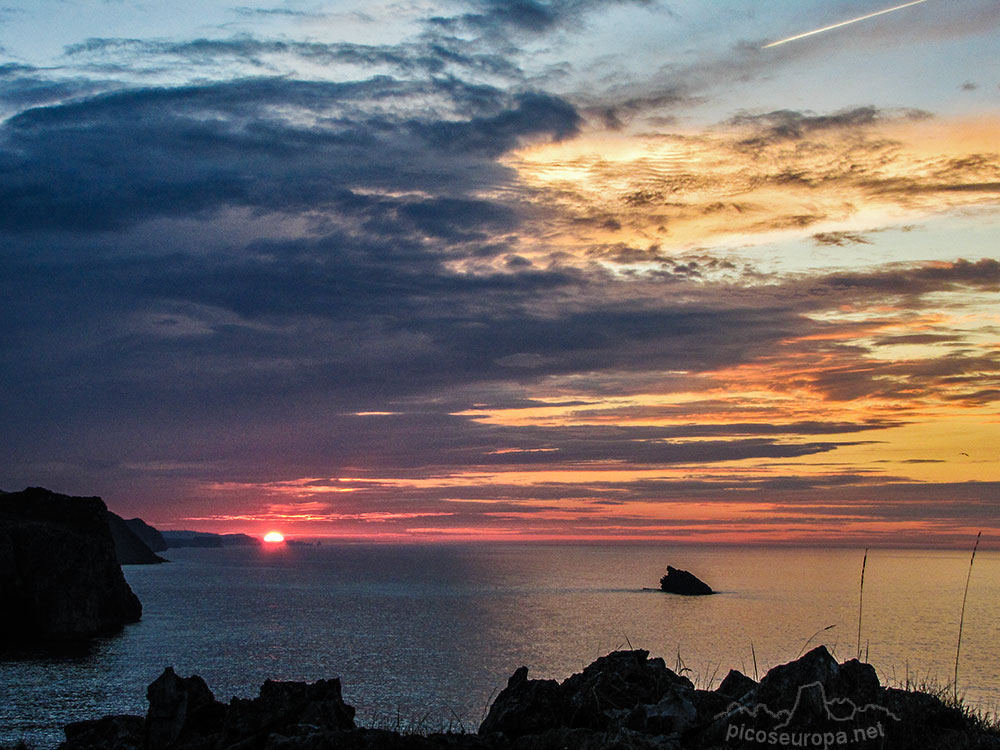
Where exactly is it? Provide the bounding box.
[428,0,655,36]
[507,107,1000,253]
[63,35,524,80]
[2,0,998,543]
[0,75,579,233]
[728,105,929,147]
[812,231,873,246]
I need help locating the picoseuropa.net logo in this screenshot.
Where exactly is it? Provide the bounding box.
[721,680,900,749]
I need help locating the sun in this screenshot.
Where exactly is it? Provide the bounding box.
[263,531,285,543]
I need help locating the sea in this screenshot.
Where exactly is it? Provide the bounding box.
[1,544,997,748]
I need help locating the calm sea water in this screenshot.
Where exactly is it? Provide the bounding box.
[2,544,997,748]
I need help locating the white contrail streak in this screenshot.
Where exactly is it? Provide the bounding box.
[762,0,930,48]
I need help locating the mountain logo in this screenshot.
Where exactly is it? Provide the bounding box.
[721,680,900,748]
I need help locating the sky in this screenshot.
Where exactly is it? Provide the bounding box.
[1,0,998,546]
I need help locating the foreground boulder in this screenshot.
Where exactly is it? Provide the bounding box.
[63,667,357,750]
[0,487,142,642]
[659,566,714,596]
[58,648,1000,750]
[480,650,698,739]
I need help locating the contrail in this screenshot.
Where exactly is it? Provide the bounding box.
[763,0,930,48]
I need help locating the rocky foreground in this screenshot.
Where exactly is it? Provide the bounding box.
[59,646,999,750]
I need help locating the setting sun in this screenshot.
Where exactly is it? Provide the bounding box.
[262,531,285,543]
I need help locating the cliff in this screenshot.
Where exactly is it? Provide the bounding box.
[161,531,261,548]
[107,512,167,565]
[124,518,168,553]
[0,487,142,642]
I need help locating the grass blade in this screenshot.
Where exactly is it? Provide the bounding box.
[954,531,982,700]
[857,547,868,661]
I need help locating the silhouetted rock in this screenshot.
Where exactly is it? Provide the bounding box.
[145,668,227,750]
[161,531,261,548]
[560,650,693,730]
[477,667,561,738]
[715,669,757,701]
[480,650,693,738]
[161,531,224,549]
[56,647,1000,750]
[125,518,168,553]
[63,715,144,750]
[658,566,713,596]
[222,677,356,747]
[107,512,167,565]
[0,487,142,642]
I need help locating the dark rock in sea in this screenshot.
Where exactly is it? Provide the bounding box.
[659,566,714,596]
[0,487,142,642]
[125,518,168,553]
[107,511,167,565]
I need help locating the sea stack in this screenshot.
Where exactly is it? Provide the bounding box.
[659,565,714,595]
[0,487,143,642]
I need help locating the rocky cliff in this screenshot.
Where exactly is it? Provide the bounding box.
[124,518,168,553]
[107,512,167,565]
[0,487,143,642]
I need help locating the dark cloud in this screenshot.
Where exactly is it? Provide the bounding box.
[0,76,578,233]
[429,0,654,36]
[63,35,523,79]
[817,258,1000,296]
[812,231,872,246]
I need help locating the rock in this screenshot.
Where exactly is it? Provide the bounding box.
[54,648,1000,750]
[754,646,881,709]
[145,668,227,750]
[478,667,561,738]
[658,566,713,596]
[62,715,144,750]
[560,650,692,730]
[699,647,900,750]
[124,518,168,553]
[715,670,757,701]
[625,685,697,736]
[161,531,224,549]
[753,645,840,708]
[479,650,692,738]
[0,487,142,642]
[106,511,167,565]
[222,677,356,745]
[141,668,355,750]
[160,531,263,549]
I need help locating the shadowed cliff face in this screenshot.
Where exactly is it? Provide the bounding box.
[106,511,167,565]
[0,487,142,642]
